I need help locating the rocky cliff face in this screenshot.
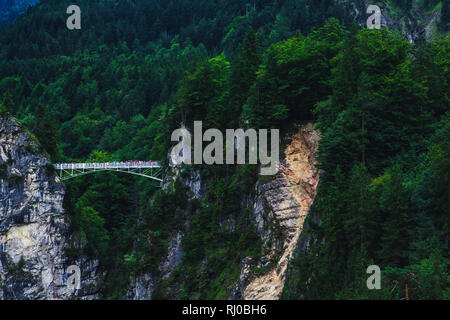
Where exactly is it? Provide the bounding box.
[231,123,320,300]
[125,231,184,300]
[343,0,444,42]
[0,116,100,300]
[127,123,320,300]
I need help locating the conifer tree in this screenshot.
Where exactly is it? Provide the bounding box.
[230,27,261,121]
[32,105,60,162]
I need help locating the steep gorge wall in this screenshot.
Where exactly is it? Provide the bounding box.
[0,116,100,299]
[232,123,320,300]
[125,124,320,300]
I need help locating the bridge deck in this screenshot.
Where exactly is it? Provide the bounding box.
[54,161,163,183]
[55,162,161,170]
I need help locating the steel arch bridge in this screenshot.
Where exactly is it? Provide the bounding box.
[54,161,163,185]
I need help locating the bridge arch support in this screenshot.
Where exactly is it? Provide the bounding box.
[54,162,163,185]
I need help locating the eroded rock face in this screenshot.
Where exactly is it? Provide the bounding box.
[125,232,184,300]
[126,124,320,300]
[0,116,100,300]
[232,123,320,300]
[160,232,183,281]
[345,0,443,42]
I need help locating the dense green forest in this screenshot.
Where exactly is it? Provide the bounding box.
[0,0,448,299]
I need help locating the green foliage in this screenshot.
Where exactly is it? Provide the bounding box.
[282,31,450,300]
[442,0,450,31]
[0,162,7,179]
[175,53,232,130]
[242,18,345,129]
[384,252,449,300]
[79,206,109,257]
[31,104,60,162]
[1,0,448,300]
[0,92,13,116]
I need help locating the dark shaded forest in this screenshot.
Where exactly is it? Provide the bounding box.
[0,0,39,28]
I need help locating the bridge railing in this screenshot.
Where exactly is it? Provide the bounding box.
[55,161,161,170]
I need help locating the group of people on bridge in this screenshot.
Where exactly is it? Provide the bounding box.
[55,161,160,169]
